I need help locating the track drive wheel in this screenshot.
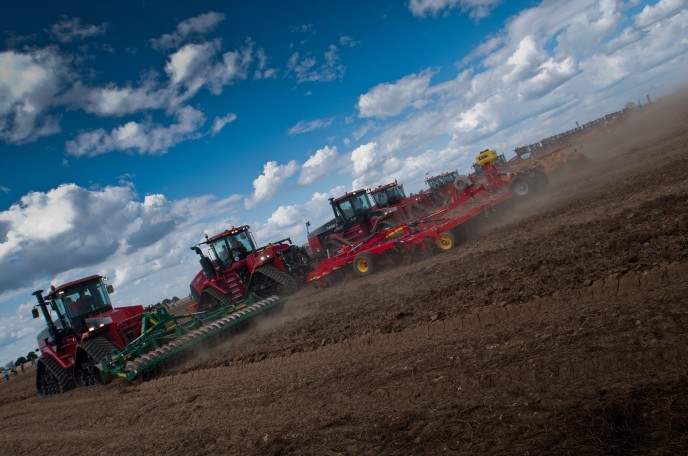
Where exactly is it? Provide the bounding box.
[255,265,298,295]
[436,231,455,251]
[352,252,376,277]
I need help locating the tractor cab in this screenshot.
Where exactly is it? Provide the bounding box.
[426,170,459,190]
[369,181,406,208]
[204,226,256,271]
[330,190,373,229]
[473,149,508,174]
[36,276,115,334]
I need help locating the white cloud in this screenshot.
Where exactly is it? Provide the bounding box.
[244,160,299,208]
[150,11,226,50]
[66,105,206,156]
[0,186,10,193]
[344,0,688,197]
[288,117,335,135]
[408,0,502,20]
[286,44,346,83]
[211,113,238,135]
[50,17,108,43]
[0,48,67,143]
[72,80,169,117]
[357,70,434,118]
[298,146,339,185]
[253,187,346,245]
[635,0,685,28]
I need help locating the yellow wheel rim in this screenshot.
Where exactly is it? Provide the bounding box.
[437,234,453,250]
[356,259,369,272]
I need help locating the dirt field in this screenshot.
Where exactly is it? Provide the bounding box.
[1,91,687,455]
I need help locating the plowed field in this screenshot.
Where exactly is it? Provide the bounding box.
[1,92,687,455]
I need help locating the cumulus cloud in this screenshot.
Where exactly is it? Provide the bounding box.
[635,0,685,28]
[211,113,237,135]
[298,146,339,185]
[245,160,299,208]
[344,0,688,196]
[0,182,244,295]
[50,17,108,43]
[408,0,502,20]
[0,48,67,144]
[150,11,226,50]
[357,70,434,118]
[253,186,346,245]
[65,106,206,156]
[165,38,254,96]
[70,80,169,117]
[288,117,334,135]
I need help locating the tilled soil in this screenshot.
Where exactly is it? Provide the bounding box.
[1,94,687,455]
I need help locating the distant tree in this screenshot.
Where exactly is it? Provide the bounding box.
[15,356,26,366]
[172,296,179,302]
[162,298,172,306]
[27,352,38,361]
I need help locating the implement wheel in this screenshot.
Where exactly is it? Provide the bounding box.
[436,231,455,251]
[352,252,376,277]
[509,177,533,198]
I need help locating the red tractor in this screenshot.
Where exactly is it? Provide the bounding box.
[306,189,410,258]
[190,225,313,311]
[368,180,432,219]
[31,275,144,395]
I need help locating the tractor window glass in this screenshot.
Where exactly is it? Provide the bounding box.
[371,191,389,207]
[388,186,405,203]
[337,200,355,221]
[60,284,109,317]
[210,239,233,268]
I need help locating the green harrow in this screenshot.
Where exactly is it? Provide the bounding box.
[98,294,285,382]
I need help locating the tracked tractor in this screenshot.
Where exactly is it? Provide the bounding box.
[307,189,410,258]
[190,225,313,311]
[368,180,432,219]
[31,275,144,396]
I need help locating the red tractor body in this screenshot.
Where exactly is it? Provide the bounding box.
[190,225,312,311]
[307,186,428,257]
[31,275,144,395]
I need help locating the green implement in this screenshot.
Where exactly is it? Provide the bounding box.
[98,294,285,382]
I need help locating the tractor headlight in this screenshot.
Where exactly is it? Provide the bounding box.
[88,326,95,332]
[260,254,270,261]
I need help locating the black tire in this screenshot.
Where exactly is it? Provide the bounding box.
[453,175,472,191]
[324,238,346,257]
[352,252,376,277]
[374,219,403,239]
[532,169,548,192]
[509,177,533,198]
[255,265,298,295]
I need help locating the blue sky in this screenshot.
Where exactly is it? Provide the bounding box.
[1,0,687,363]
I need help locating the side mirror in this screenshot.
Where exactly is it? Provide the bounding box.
[106,284,115,294]
[32,308,39,319]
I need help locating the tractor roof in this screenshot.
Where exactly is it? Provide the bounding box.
[426,170,458,182]
[333,189,366,202]
[206,225,250,243]
[48,275,103,297]
[369,182,399,195]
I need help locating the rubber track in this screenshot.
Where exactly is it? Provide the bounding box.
[80,337,118,363]
[40,355,72,393]
[256,265,297,295]
[205,287,233,306]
